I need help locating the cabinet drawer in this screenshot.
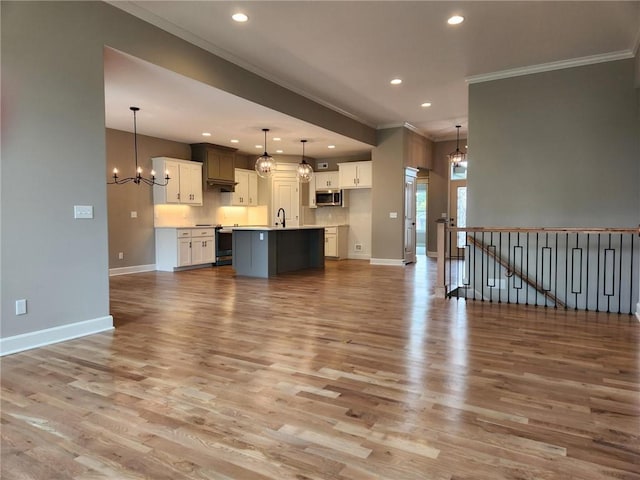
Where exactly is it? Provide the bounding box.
[192,228,214,237]
[324,227,337,234]
[177,229,192,238]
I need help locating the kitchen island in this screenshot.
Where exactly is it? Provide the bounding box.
[232,226,325,278]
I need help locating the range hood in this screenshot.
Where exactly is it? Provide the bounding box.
[206,177,237,192]
[190,143,237,192]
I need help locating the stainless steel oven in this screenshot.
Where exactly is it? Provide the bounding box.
[215,226,232,265]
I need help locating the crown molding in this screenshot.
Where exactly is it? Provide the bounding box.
[376,122,431,139]
[466,50,635,84]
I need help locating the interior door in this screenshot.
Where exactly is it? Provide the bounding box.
[404,170,417,264]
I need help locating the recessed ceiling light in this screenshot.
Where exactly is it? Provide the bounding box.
[202,132,211,137]
[390,78,402,85]
[447,15,464,25]
[421,102,432,108]
[232,13,248,23]
[230,139,239,143]
[255,144,262,149]
[273,137,281,141]
[328,145,336,149]
[276,149,284,153]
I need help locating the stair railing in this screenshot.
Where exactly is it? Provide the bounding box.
[435,223,639,315]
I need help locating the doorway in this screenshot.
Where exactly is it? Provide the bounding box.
[404,168,418,264]
[449,163,467,250]
[416,179,428,255]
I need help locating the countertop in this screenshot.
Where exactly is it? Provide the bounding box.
[310,224,349,228]
[231,225,325,231]
[155,224,347,231]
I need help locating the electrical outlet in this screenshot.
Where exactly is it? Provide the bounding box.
[16,299,27,315]
[118,252,124,260]
[355,243,363,251]
[130,211,137,218]
[389,212,398,219]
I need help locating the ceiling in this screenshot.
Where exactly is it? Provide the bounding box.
[106,1,639,158]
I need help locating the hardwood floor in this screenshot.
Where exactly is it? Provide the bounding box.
[2,259,639,479]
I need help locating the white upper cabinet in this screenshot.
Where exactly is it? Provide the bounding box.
[223,168,259,206]
[338,161,372,189]
[152,157,203,205]
[314,171,340,189]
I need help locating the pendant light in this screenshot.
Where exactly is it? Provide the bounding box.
[448,125,467,166]
[108,107,170,186]
[255,128,275,178]
[297,139,314,183]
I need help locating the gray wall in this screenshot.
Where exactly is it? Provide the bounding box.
[371,128,405,260]
[468,59,639,228]
[2,2,112,337]
[1,1,373,340]
[371,126,433,260]
[106,129,191,269]
[315,153,373,172]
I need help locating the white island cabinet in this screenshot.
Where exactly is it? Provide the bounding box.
[156,227,215,271]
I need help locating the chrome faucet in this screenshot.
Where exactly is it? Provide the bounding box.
[276,208,286,228]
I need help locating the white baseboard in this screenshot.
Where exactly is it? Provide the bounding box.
[370,258,405,266]
[636,302,640,322]
[347,253,371,260]
[109,264,156,276]
[0,316,114,356]
[427,251,438,258]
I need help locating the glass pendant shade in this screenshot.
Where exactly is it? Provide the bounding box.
[255,153,275,178]
[297,139,314,183]
[449,150,466,165]
[448,125,467,166]
[255,128,275,178]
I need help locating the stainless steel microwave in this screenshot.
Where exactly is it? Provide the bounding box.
[315,189,342,207]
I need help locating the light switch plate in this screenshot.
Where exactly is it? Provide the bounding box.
[74,205,93,219]
[16,299,27,315]
[389,212,398,219]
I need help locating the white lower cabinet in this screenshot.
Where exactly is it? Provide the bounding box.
[156,228,215,271]
[324,226,348,259]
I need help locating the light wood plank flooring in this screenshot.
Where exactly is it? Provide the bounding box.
[2,259,639,479]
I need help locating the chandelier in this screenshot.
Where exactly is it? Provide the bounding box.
[108,107,170,186]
